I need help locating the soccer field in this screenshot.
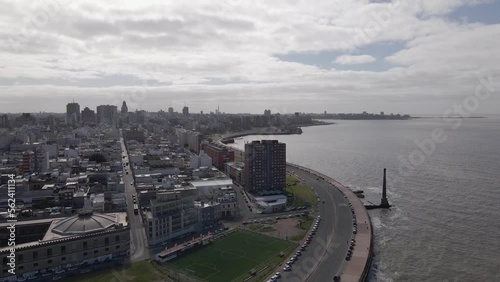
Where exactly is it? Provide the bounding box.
[168,230,295,282]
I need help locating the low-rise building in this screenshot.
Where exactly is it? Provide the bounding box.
[201,143,234,170]
[253,194,287,213]
[0,211,129,281]
[224,162,244,186]
[145,188,199,246]
[190,179,233,199]
[195,201,221,230]
[190,151,212,169]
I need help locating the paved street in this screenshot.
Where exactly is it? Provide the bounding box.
[120,133,150,262]
[281,165,353,282]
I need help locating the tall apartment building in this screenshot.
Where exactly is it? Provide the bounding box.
[66,102,80,124]
[14,113,36,127]
[174,128,202,154]
[96,105,118,126]
[244,140,286,193]
[145,188,199,246]
[81,107,96,125]
[18,149,48,174]
[0,115,9,128]
[186,131,202,154]
[19,150,35,174]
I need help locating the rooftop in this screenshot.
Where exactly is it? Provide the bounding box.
[190,178,233,188]
[49,210,121,237]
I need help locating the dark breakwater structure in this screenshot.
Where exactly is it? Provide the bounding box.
[365,168,391,210]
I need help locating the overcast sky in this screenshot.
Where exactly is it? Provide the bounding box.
[0,0,499,115]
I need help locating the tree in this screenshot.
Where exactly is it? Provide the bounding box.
[89,153,107,163]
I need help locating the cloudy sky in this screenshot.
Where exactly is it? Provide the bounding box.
[0,0,499,115]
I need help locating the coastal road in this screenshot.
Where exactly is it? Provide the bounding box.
[120,134,150,262]
[281,165,353,282]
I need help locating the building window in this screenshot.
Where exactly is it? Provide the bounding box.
[18,254,23,262]
[94,250,98,254]
[47,248,52,256]
[116,245,120,250]
[18,266,24,270]
[61,257,66,261]
[115,235,120,242]
[83,241,88,249]
[33,263,38,267]
[83,252,88,256]
[61,246,66,253]
[48,259,52,264]
[33,251,38,259]
[105,237,109,245]
[105,248,109,252]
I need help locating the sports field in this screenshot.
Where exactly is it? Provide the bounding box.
[168,230,294,282]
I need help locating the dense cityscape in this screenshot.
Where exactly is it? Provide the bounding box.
[1,0,499,281]
[0,102,388,281]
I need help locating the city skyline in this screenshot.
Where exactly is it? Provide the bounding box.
[2,101,420,116]
[0,1,499,115]
[0,1,498,281]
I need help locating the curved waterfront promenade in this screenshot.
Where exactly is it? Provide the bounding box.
[287,163,373,282]
[219,139,372,281]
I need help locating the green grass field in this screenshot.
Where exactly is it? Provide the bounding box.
[167,230,294,282]
[285,174,318,207]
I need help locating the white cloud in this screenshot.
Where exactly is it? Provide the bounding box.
[0,0,498,114]
[334,55,376,65]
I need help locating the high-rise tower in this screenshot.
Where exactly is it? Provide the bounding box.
[244,140,286,192]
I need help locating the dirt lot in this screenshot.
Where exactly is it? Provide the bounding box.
[246,218,306,241]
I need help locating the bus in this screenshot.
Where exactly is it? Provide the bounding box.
[133,204,139,215]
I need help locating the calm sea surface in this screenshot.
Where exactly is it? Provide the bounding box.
[231,116,500,282]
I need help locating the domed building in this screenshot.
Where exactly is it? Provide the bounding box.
[48,210,123,238]
[0,211,129,281]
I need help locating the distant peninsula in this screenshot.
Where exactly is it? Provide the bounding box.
[310,112,412,120]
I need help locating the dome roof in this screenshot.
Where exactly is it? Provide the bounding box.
[52,210,118,236]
